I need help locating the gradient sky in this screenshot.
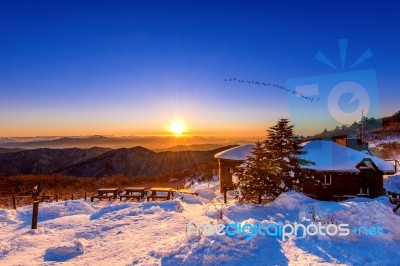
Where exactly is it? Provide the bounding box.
[1,0,399,138]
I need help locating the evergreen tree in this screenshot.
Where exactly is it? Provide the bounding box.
[235,140,281,201]
[236,119,315,202]
[394,110,400,122]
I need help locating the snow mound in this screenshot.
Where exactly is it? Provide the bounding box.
[190,179,219,201]
[90,201,181,220]
[195,188,217,201]
[0,209,18,224]
[18,200,95,222]
[384,175,400,192]
[178,194,203,205]
[143,201,180,213]
[271,190,315,210]
[44,240,85,262]
[89,202,132,220]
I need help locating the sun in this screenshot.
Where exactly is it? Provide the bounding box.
[169,121,186,135]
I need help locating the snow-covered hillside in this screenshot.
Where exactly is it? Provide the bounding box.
[1,180,400,265]
[368,135,400,162]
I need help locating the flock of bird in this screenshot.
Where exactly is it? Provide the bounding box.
[224,77,321,102]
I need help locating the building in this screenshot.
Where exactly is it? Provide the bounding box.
[214,144,256,192]
[331,134,368,151]
[214,140,396,199]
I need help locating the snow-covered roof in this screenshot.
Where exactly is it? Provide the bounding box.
[214,141,396,174]
[301,140,395,174]
[214,144,256,161]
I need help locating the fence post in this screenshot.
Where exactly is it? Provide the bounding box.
[84,192,87,201]
[12,195,16,209]
[71,194,74,200]
[31,185,41,230]
[223,185,227,204]
[56,195,59,202]
[258,194,262,204]
[31,200,39,229]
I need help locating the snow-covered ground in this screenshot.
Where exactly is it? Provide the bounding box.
[1,179,400,266]
[384,174,400,193]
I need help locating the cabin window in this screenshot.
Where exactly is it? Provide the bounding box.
[359,188,370,195]
[226,167,234,173]
[323,174,332,185]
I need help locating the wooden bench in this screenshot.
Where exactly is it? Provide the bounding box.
[91,188,119,202]
[147,187,173,201]
[390,197,400,212]
[91,195,114,202]
[388,192,400,212]
[120,195,141,201]
[120,187,146,202]
[176,189,198,196]
[147,195,170,201]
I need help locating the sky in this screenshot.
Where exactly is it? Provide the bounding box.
[0,0,399,138]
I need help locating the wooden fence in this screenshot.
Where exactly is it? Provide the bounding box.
[0,192,93,209]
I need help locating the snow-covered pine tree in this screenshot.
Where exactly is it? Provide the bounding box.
[236,140,281,202]
[236,119,315,202]
[264,118,315,192]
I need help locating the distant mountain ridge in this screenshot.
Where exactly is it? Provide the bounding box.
[0,147,111,175]
[0,145,237,178]
[0,148,25,153]
[306,110,400,140]
[153,144,231,152]
[61,145,239,177]
[0,135,246,150]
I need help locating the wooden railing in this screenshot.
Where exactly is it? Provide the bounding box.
[0,195,32,209]
[0,192,94,209]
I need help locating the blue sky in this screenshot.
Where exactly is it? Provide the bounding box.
[0,0,399,137]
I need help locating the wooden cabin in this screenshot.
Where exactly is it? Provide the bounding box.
[214,140,396,199]
[214,144,256,192]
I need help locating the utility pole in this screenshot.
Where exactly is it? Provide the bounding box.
[361,110,364,144]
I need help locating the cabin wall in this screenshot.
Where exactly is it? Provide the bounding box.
[218,159,241,192]
[217,158,385,199]
[360,169,384,197]
[303,171,384,200]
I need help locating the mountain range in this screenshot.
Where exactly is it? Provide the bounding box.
[0,147,111,175]
[0,145,237,178]
[0,135,249,150]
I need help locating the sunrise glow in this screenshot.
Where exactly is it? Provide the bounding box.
[169,121,186,135]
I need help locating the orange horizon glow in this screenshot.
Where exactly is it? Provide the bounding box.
[0,113,274,139]
[0,126,268,140]
[0,119,328,139]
